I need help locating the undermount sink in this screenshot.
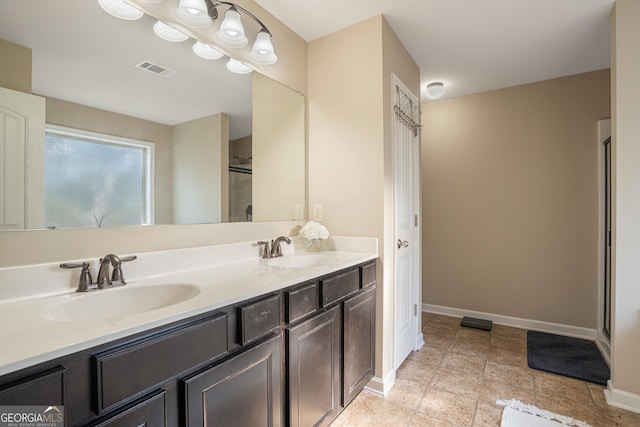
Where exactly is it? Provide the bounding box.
[267,255,332,269]
[41,284,201,322]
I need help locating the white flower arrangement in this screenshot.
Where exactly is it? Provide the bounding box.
[298,221,330,240]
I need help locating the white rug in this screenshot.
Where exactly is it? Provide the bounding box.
[497,399,592,427]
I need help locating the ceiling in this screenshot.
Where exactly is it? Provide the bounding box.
[0,0,615,129]
[255,0,615,102]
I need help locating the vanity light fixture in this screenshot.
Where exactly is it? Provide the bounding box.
[193,41,224,59]
[98,0,278,69]
[226,58,253,74]
[250,30,277,65]
[98,0,143,20]
[426,82,445,99]
[209,0,277,64]
[153,20,190,42]
[216,7,248,48]
[175,0,212,28]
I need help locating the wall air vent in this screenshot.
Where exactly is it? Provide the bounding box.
[135,61,176,77]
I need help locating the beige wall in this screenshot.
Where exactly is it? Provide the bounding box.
[0,39,30,93]
[610,0,640,401]
[308,14,420,382]
[234,0,307,95]
[252,73,305,221]
[422,69,610,328]
[172,113,229,224]
[0,221,300,267]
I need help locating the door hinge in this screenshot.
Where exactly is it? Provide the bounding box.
[414,214,419,227]
[414,304,418,316]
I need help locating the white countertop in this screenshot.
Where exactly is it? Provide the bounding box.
[0,237,377,377]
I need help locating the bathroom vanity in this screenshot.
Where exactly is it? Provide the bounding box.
[0,241,377,427]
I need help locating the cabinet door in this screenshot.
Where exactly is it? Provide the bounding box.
[343,287,376,406]
[184,335,282,427]
[287,306,341,427]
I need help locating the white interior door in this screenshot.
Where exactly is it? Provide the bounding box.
[0,87,45,230]
[392,75,422,370]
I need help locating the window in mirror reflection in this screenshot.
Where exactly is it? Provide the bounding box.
[44,126,154,229]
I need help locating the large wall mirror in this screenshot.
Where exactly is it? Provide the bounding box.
[0,0,305,231]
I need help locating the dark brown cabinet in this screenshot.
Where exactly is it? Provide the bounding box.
[287,306,341,427]
[342,287,376,406]
[0,261,376,427]
[184,335,282,427]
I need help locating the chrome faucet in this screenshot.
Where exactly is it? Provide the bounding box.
[270,236,291,257]
[257,236,292,259]
[60,254,137,292]
[97,254,138,288]
[97,254,121,288]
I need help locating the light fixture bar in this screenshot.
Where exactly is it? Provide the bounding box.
[205,0,271,36]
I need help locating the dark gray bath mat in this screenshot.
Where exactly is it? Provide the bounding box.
[527,330,609,385]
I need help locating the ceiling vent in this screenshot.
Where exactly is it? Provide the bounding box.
[135,60,176,77]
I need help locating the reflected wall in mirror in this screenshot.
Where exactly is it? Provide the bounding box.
[0,0,305,231]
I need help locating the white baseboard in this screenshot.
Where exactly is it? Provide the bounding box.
[422,303,597,340]
[365,369,395,396]
[415,332,425,351]
[605,380,640,414]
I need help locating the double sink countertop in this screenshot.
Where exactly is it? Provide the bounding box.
[0,236,377,376]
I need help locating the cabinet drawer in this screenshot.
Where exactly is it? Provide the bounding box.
[361,261,376,288]
[238,294,281,345]
[95,314,228,413]
[286,283,319,323]
[0,366,64,405]
[321,268,360,307]
[90,391,165,427]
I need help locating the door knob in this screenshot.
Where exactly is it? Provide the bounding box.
[397,239,409,249]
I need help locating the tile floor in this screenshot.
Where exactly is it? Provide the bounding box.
[332,313,640,427]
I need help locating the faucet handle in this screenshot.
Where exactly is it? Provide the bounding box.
[257,241,271,258]
[112,255,137,285]
[60,262,93,292]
